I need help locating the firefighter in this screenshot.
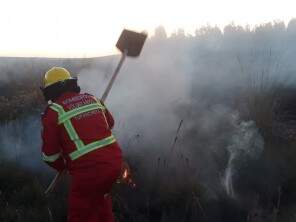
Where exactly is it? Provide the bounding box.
[40,67,122,222]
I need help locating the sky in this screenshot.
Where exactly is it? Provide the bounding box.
[0,0,295,57]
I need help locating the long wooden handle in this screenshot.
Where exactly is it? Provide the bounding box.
[101,50,127,102]
[44,170,65,195]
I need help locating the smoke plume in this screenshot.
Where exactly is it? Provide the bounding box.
[1,20,296,203]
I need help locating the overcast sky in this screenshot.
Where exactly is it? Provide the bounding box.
[0,0,295,57]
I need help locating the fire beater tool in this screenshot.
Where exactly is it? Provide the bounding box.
[44,29,147,195]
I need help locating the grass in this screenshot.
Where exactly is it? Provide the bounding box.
[0,161,67,222]
[2,24,296,221]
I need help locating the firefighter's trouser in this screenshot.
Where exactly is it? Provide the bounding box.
[68,160,121,222]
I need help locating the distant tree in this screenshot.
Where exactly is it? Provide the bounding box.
[287,18,296,34]
[254,21,285,36]
[154,26,168,39]
[273,20,286,31]
[171,28,186,39]
[195,25,222,44]
[195,25,222,37]
[253,21,286,50]
[177,28,185,37]
[223,23,245,36]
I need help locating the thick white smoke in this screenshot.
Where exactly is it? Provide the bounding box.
[1,21,296,199]
[78,42,193,148]
[0,116,49,172]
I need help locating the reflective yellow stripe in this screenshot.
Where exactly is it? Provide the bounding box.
[42,152,61,162]
[49,102,115,161]
[58,103,105,124]
[49,103,85,149]
[69,135,116,160]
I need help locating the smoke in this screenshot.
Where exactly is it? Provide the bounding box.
[0,116,49,172]
[1,20,296,203]
[222,119,264,198]
[77,21,296,201]
[78,41,193,146]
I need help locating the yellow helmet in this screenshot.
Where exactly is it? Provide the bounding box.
[43,67,72,88]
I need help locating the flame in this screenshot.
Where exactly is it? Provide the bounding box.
[123,169,128,179]
[117,163,136,188]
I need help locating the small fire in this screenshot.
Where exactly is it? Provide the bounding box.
[123,169,128,179]
[119,164,136,188]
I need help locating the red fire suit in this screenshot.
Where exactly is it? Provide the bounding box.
[41,92,122,222]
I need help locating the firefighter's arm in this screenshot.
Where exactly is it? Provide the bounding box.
[41,109,66,172]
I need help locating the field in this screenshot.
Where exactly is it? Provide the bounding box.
[1,21,296,221]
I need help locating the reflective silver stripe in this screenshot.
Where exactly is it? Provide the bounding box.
[42,152,61,162]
